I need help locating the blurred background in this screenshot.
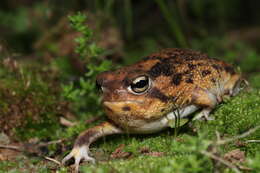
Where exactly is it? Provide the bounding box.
[1,0,260,62]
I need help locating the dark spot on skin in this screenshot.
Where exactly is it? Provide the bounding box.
[147,62,162,78]
[201,70,211,77]
[147,62,173,78]
[183,70,192,76]
[172,59,182,64]
[122,106,131,111]
[184,56,193,61]
[160,109,165,112]
[138,64,143,68]
[172,73,182,85]
[166,51,176,57]
[188,64,196,70]
[212,64,223,71]
[161,58,172,63]
[149,88,169,103]
[211,78,216,83]
[224,66,236,75]
[170,96,177,101]
[186,78,193,83]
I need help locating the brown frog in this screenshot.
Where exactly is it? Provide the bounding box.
[62,48,245,172]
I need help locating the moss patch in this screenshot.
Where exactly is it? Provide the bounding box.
[0,59,64,141]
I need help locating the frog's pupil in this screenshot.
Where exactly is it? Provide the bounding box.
[134,79,148,88]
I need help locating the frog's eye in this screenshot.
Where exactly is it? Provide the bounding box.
[128,75,151,94]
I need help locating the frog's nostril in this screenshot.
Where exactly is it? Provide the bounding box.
[96,80,102,90]
[96,79,109,93]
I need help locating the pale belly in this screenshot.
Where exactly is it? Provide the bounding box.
[129,105,199,134]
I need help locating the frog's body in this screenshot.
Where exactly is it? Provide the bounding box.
[62,48,244,172]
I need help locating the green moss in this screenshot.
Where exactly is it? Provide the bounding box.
[81,155,211,173]
[0,61,63,141]
[249,73,260,89]
[0,161,16,173]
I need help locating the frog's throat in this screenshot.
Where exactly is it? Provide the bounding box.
[122,105,199,134]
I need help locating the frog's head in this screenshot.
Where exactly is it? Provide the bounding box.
[96,59,175,129]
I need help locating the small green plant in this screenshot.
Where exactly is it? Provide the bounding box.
[68,12,103,61]
[62,12,112,119]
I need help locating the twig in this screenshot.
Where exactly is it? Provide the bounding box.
[215,125,260,145]
[215,131,221,142]
[38,139,65,147]
[201,150,241,173]
[205,126,260,172]
[60,117,77,127]
[44,156,61,165]
[0,138,65,152]
[0,144,23,151]
[245,140,260,143]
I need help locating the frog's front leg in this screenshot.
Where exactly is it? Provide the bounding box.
[62,121,123,172]
[191,87,218,121]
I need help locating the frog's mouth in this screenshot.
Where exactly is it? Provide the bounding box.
[103,100,143,106]
[103,100,143,114]
[103,101,199,133]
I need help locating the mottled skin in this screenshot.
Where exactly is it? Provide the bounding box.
[62,48,244,172]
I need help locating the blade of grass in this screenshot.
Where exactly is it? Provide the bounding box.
[124,0,133,39]
[155,0,188,47]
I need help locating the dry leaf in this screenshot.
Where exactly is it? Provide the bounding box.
[144,152,165,157]
[224,149,245,163]
[110,144,132,159]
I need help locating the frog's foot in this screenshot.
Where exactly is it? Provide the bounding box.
[193,108,214,121]
[62,122,123,172]
[62,146,95,173]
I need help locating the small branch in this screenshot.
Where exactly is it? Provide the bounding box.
[0,144,23,151]
[0,139,65,153]
[215,130,221,142]
[60,117,77,127]
[201,151,241,173]
[38,139,65,147]
[216,125,260,145]
[245,140,260,143]
[44,156,61,165]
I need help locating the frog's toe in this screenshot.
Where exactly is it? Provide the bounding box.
[204,116,215,121]
[62,146,95,172]
[193,108,214,121]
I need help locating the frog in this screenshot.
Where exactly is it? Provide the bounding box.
[62,48,245,172]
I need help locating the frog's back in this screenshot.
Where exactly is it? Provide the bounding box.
[138,48,242,105]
